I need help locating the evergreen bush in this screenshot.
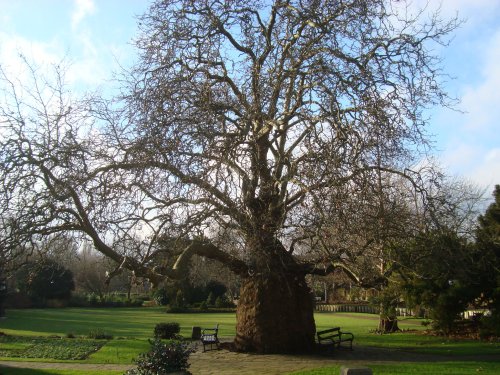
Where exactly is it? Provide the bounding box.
[125,339,194,375]
[154,323,180,339]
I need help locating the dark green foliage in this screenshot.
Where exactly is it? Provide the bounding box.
[152,287,169,306]
[214,296,223,308]
[154,323,180,339]
[69,292,145,308]
[206,291,215,306]
[205,281,227,301]
[428,282,476,334]
[0,335,106,360]
[87,328,113,340]
[125,339,194,375]
[479,314,500,339]
[398,230,476,334]
[475,185,500,313]
[175,289,185,307]
[16,259,74,304]
[151,280,229,308]
[199,301,208,311]
[399,211,499,336]
[166,305,188,313]
[214,295,235,308]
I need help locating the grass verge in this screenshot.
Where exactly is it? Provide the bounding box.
[289,361,500,375]
[0,369,123,375]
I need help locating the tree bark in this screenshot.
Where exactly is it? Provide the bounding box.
[378,316,400,333]
[234,270,316,353]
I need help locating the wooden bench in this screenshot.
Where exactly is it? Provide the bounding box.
[317,327,354,351]
[200,324,220,352]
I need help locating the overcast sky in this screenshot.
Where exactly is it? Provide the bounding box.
[1,0,499,195]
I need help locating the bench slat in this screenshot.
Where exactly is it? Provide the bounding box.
[317,327,354,351]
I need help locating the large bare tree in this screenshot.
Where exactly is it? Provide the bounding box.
[0,1,458,352]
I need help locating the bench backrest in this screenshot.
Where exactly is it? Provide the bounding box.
[317,327,341,340]
[201,324,219,338]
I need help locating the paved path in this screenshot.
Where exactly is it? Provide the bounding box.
[0,344,498,374]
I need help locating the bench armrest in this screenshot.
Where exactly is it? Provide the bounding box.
[340,331,354,340]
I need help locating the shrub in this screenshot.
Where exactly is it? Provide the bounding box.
[87,328,113,340]
[214,296,224,308]
[154,323,180,339]
[480,314,500,339]
[86,293,99,306]
[214,295,235,309]
[153,288,169,306]
[199,301,208,311]
[125,339,194,375]
[175,290,185,307]
[15,259,75,305]
[206,292,215,306]
[166,305,187,313]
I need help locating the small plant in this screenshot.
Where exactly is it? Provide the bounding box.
[87,328,113,340]
[154,322,180,339]
[199,301,208,311]
[125,338,194,375]
[206,292,214,306]
[214,296,224,308]
[175,289,185,307]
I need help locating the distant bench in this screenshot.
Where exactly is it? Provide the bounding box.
[200,324,220,352]
[316,327,354,351]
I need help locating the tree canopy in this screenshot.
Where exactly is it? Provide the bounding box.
[0,0,460,352]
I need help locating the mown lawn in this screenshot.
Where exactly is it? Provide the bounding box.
[0,369,123,375]
[315,311,500,356]
[0,307,233,338]
[0,307,499,374]
[290,362,500,375]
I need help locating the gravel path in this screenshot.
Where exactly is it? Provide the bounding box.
[0,343,498,374]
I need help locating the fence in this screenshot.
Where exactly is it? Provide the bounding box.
[315,304,415,316]
[315,304,377,314]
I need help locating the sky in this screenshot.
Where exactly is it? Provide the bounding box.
[0,0,499,196]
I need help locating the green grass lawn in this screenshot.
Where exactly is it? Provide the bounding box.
[0,369,123,375]
[0,307,227,365]
[0,307,233,338]
[290,362,500,375]
[0,307,499,375]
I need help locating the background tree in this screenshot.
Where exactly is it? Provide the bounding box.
[386,180,488,334]
[15,259,75,306]
[0,1,458,353]
[397,230,475,334]
[474,185,500,314]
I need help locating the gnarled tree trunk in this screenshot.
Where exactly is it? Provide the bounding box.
[378,315,400,333]
[234,268,316,353]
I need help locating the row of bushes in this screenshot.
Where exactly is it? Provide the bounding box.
[68,293,147,308]
[3,291,149,309]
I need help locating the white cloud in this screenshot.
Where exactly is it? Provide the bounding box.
[458,29,500,131]
[406,0,500,21]
[468,148,500,191]
[71,0,96,30]
[0,32,62,76]
[421,0,500,190]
